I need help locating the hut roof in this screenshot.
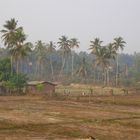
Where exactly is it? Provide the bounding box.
[27,81,56,86]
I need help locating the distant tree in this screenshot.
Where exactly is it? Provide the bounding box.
[46,41,56,80]
[113,37,126,86]
[69,38,80,76]
[57,35,71,76]
[89,38,103,54]
[9,27,30,74]
[9,73,28,94]
[0,18,18,48]
[35,40,47,79]
[77,57,87,82]
[105,43,117,85]
[0,58,11,81]
[89,38,117,85]
[0,18,19,74]
[89,38,107,84]
[0,57,27,94]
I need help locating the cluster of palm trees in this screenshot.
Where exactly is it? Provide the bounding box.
[57,36,79,76]
[0,19,80,78]
[0,18,32,74]
[89,37,126,86]
[34,36,80,79]
[0,18,126,86]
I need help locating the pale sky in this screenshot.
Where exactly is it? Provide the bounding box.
[0,0,140,54]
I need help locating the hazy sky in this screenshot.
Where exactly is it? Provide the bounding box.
[0,0,140,53]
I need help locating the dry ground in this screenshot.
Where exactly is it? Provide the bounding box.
[0,95,139,140]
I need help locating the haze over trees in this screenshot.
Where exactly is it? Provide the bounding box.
[0,18,140,87]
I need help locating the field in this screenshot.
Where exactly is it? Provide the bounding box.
[0,86,140,140]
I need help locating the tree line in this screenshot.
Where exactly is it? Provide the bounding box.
[0,18,140,87]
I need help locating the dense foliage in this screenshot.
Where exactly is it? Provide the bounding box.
[0,58,27,94]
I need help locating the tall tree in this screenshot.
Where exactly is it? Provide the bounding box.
[77,57,87,82]
[89,38,103,54]
[57,35,71,76]
[69,38,80,76]
[0,18,19,74]
[35,40,47,79]
[105,43,117,85]
[89,38,106,84]
[46,41,56,80]
[113,37,126,86]
[89,38,116,85]
[9,27,32,74]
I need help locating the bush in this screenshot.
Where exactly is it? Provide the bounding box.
[36,84,44,92]
[1,73,28,94]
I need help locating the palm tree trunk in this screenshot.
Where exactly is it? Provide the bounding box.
[103,70,106,86]
[50,58,54,80]
[35,61,38,79]
[71,53,74,76]
[116,54,119,86]
[10,56,13,75]
[16,60,19,74]
[107,68,110,86]
[94,66,96,83]
[60,56,66,76]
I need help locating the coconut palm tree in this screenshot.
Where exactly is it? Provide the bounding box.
[35,40,47,79]
[57,35,71,76]
[10,28,32,74]
[69,38,80,76]
[89,38,105,84]
[0,18,19,74]
[76,57,87,82]
[46,41,56,80]
[89,38,103,54]
[113,37,126,86]
[105,43,117,85]
[1,18,18,47]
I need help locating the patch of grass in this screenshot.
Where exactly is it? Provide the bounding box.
[54,126,85,138]
[0,120,21,130]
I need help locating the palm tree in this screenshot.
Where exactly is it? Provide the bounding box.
[69,38,80,76]
[10,28,32,74]
[0,18,19,74]
[77,57,87,82]
[1,18,18,47]
[89,38,103,54]
[113,37,126,86]
[105,43,117,85]
[46,41,56,80]
[57,35,71,76]
[89,38,106,84]
[35,40,47,79]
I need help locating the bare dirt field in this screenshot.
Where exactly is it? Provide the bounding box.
[0,95,139,140]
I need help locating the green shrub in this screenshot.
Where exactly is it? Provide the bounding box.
[36,84,44,91]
